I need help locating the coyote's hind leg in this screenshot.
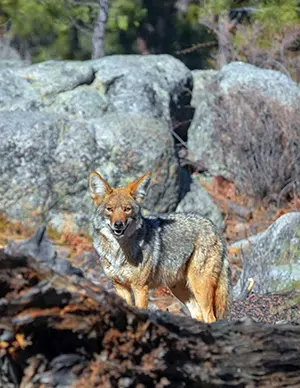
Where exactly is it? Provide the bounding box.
[170,280,204,321]
[187,255,218,323]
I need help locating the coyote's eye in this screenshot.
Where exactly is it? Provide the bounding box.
[124,206,132,213]
[105,206,113,213]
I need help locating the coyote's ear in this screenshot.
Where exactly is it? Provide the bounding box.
[89,171,112,205]
[128,172,151,204]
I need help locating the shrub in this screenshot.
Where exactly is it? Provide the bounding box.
[213,90,300,200]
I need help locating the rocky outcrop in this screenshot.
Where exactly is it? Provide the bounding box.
[3,57,299,233]
[188,62,300,181]
[176,175,224,230]
[234,212,300,297]
[0,55,193,231]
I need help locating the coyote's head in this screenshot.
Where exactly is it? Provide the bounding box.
[89,171,151,239]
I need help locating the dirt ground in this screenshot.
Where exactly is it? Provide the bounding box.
[149,288,300,325]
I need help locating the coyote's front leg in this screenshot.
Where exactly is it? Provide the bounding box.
[132,285,149,309]
[114,282,133,305]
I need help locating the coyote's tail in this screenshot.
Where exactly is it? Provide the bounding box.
[214,258,231,320]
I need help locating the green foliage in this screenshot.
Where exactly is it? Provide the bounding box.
[107,0,146,31]
[255,0,299,31]
[199,0,233,17]
[197,0,300,36]
[1,0,94,60]
[2,0,63,37]
[252,0,300,53]
[0,0,149,60]
[185,4,201,25]
[192,0,300,76]
[105,0,147,55]
[1,0,299,74]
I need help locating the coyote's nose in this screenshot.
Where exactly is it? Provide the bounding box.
[113,221,124,230]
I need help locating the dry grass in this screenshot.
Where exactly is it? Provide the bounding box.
[0,213,33,248]
[59,232,93,257]
[0,212,93,258]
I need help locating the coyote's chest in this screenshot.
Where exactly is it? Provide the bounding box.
[101,258,142,285]
[95,228,150,286]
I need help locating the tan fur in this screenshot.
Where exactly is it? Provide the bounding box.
[114,282,133,305]
[89,171,231,323]
[214,260,231,319]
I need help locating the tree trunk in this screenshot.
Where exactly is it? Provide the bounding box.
[217,12,232,68]
[92,0,109,59]
[68,25,79,59]
[0,250,300,387]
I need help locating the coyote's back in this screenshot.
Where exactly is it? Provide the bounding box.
[89,170,231,323]
[138,213,231,321]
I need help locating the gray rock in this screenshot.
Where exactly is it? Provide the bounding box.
[0,110,174,230]
[176,175,224,230]
[229,233,263,253]
[4,225,83,277]
[188,69,229,178]
[0,111,96,228]
[0,60,28,70]
[0,54,192,231]
[191,69,218,106]
[15,60,95,97]
[218,62,300,106]
[90,112,180,213]
[5,225,56,264]
[0,69,41,111]
[234,212,300,298]
[0,111,61,217]
[0,41,21,61]
[88,54,193,139]
[188,62,300,179]
[49,86,109,119]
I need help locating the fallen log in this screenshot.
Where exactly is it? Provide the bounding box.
[0,250,299,387]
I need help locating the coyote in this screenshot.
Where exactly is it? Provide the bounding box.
[89,171,231,323]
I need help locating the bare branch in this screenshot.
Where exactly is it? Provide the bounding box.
[70,0,99,6]
[63,0,93,36]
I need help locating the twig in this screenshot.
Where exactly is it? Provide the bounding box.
[175,41,217,55]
